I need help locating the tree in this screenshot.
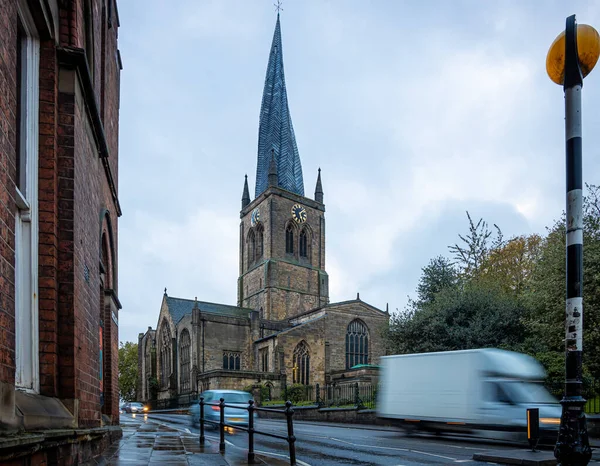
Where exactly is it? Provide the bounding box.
[118,341,138,401]
[416,256,459,304]
[522,185,600,383]
[387,282,526,355]
[479,234,543,295]
[449,211,502,278]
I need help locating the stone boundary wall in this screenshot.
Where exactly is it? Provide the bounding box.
[258,406,600,437]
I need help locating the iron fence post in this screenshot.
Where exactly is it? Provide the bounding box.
[219,397,225,453]
[248,399,255,464]
[316,383,321,407]
[199,396,205,445]
[285,401,296,465]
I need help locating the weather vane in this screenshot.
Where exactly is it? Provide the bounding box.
[274,0,283,13]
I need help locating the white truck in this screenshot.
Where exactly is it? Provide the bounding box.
[377,348,561,438]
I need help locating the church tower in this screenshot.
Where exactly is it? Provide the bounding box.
[237,14,329,320]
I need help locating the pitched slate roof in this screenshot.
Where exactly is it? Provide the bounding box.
[255,14,304,198]
[165,296,253,324]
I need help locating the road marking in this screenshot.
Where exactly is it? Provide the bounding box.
[255,449,311,466]
[331,437,458,461]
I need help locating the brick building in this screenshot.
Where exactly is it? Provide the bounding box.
[138,14,388,405]
[0,0,122,463]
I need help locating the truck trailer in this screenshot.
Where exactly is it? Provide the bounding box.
[377,348,561,438]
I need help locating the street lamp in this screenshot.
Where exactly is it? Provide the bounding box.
[546,15,600,466]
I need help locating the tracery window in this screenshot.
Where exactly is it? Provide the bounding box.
[260,348,269,372]
[285,224,294,254]
[346,320,369,369]
[160,321,172,388]
[248,229,256,266]
[292,341,310,385]
[299,229,308,258]
[256,224,264,260]
[179,329,191,393]
[223,351,241,371]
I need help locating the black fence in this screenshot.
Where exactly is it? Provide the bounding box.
[199,397,297,465]
[545,379,600,415]
[267,382,377,409]
[145,379,600,415]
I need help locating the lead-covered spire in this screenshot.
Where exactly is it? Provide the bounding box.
[255,14,304,198]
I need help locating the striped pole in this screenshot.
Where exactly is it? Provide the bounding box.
[554,14,592,466]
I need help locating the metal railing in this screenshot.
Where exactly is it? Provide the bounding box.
[546,379,600,415]
[199,396,297,465]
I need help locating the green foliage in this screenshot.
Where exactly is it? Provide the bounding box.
[285,384,308,404]
[416,256,459,304]
[388,282,526,354]
[242,384,271,402]
[118,341,138,401]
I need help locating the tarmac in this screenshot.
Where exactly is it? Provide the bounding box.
[88,415,292,466]
[89,415,600,466]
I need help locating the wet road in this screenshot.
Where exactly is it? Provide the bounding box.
[125,413,600,466]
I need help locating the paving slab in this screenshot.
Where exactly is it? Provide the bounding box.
[472,449,557,465]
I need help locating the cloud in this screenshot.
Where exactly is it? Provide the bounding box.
[115,0,600,343]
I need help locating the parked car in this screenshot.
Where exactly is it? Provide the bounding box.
[189,390,256,428]
[123,402,148,414]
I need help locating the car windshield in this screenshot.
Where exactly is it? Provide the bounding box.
[501,381,559,404]
[131,403,144,407]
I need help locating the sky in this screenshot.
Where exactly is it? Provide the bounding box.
[116,0,600,344]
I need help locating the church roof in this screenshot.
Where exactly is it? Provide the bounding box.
[165,296,253,324]
[255,14,304,198]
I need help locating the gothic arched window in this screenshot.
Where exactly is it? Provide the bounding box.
[256,224,264,260]
[299,229,308,258]
[285,224,294,254]
[293,341,310,385]
[179,329,191,393]
[248,229,256,266]
[159,321,172,388]
[346,319,369,369]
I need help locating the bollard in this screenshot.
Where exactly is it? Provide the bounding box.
[199,396,205,445]
[219,397,225,453]
[285,401,296,466]
[248,399,255,464]
[527,408,540,452]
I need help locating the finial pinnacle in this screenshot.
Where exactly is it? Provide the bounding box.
[274,0,283,14]
[164,287,167,295]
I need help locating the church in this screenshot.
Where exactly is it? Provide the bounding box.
[137,14,389,404]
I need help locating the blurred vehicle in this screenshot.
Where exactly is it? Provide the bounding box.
[377,348,561,440]
[189,390,256,429]
[123,402,148,414]
[119,402,126,414]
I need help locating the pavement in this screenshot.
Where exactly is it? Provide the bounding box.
[90,415,293,466]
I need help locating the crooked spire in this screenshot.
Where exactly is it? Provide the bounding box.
[255,14,304,198]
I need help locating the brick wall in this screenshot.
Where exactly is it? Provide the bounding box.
[0,0,122,437]
[0,0,17,404]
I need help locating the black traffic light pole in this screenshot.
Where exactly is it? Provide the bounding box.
[554,14,592,466]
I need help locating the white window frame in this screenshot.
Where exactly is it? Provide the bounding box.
[15,0,40,393]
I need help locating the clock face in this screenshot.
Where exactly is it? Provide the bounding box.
[291,204,307,223]
[251,208,260,227]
